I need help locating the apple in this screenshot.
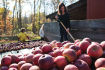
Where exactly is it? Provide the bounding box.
[75,42,80,46]
[55,42,63,47]
[87,43,103,58]
[63,49,77,62]
[25,54,34,63]
[1,66,9,70]
[49,52,54,57]
[18,61,26,70]
[62,41,70,45]
[82,38,91,43]
[9,63,18,69]
[64,64,79,70]
[79,40,90,53]
[1,55,12,66]
[63,43,74,49]
[38,54,54,70]
[74,59,91,70]
[32,47,42,55]
[11,55,20,63]
[95,58,105,68]
[79,54,92,66]
[20,63,32,70]
[74,39,80,44]
[96,67,105,70]
[91,42,100,45]
[100,41,105,50]
[33,54,43,65]
[41,44,52,53]
[9,68,18,70]
[50,40,57,48]
[52,47,59,51]
[53,49,62,57]
[69,45,81,56]
[54,56,68,69]
[29,65,40,70]
[18,55,25,61]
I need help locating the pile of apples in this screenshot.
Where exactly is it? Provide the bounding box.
[0,41,46,53]
[1,37,105,70]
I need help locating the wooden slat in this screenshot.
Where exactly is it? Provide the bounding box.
[71,19,105,29]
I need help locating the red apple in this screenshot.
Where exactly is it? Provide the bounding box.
[79,54,92,66]
[38,54,54,70]
[32,47,42,55]
[20,63,32,70]
[91,42,100,45]
[74,39,80,44]
[79,40,90,53]
[1,56,12,66]
[54,56,68,69]
[1,66,9,70]
[9,63,18,69]
[64,64,79,70]
[11,55,20,63]
[9,68,18,70]
[63,43,74,49]
[49,52,54,57]
[95,58,105,68]
[75,42,80,46]
[29,65,40,70]
[18,61,26,70]
[100,41,105,50]
[96,67,105,70]
[62,41,70,45]
[25,54,34,63]
[69,45,81,56]
[50,40,57,48]
[82,38,91,43]
[53,49,62,57]
[63,49,77,62]
[41,44,52,53]
[52,47,59,51]
[33,54,43,65]
[87,44,103,58]
[55,42,63,47]
[18,55,25,61]
[74,59,91,70]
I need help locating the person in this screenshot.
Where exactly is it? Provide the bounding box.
[55,2,71,42]
[17,28,29,42]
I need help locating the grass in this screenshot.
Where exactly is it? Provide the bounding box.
[0,35,41,44]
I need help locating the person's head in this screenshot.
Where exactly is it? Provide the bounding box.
[20,28,25,33]
[58,2,67,15]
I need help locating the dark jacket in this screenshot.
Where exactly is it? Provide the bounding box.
[57,13,71,31]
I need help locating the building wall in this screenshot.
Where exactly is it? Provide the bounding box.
[87,0,105,19]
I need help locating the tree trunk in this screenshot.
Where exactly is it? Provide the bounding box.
[12,0,17,36]
[32,0,36,34]
[18,0,22,29]
[2,0,7,34]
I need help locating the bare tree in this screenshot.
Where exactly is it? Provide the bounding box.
[12,0,17,35]
[32,0,36,34]
[51,0,60,12]
[2,0,8,34]
[18,0,22,29]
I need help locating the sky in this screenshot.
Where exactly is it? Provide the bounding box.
[0,0,78,17]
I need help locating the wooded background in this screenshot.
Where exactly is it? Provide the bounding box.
[0,0,76,36]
